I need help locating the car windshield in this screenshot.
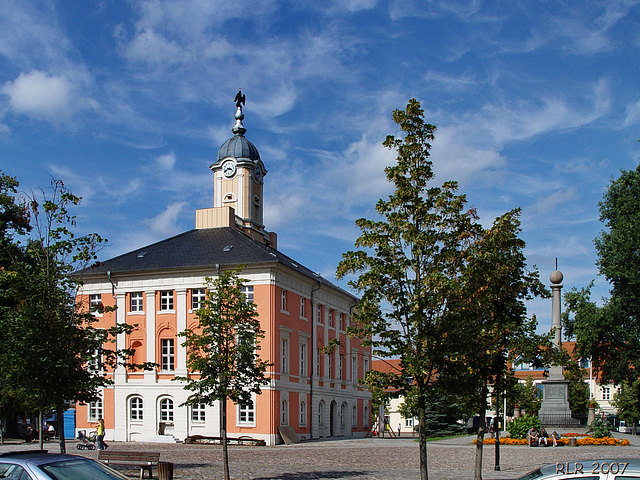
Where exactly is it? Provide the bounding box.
[39,459,130,480]
[514,468,545,480]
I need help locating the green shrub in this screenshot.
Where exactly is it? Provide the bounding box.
[587,417,612,438]
[506,414,540,440]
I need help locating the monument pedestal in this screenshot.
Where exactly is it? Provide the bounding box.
[538,371,579,426]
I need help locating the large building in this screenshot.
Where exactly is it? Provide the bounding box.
[75,94,372,445]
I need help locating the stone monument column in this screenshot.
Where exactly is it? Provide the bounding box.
[538,270,577,426]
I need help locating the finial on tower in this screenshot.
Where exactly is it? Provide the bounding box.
[232,88,247,136]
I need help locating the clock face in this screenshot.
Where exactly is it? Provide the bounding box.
[254,164,264,182]
[222,160,236,178]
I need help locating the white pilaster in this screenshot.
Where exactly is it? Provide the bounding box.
[145,290,157,383]
[176,289,188,376]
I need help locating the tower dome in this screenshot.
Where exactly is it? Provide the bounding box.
[216,135,261,163]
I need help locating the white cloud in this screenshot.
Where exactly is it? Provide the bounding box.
[530,188,578,216]
[142,201,189,236]
[122,28,185,65]
[156,152,176,171]
[1,71,97,124]
[2,71,72,120]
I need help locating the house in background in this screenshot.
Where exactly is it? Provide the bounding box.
[75,95,372,445]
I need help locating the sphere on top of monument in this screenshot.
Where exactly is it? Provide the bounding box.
[550,270,563,284]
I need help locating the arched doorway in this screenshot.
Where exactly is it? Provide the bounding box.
[330,400,337,437]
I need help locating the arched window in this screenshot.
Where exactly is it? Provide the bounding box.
[363,406,369,427]
[299,401,307,426]
[340,403,346,426]
[352,405,357,427]
[160,398,174,422]
[281,399,288,425]
[130,397,143,421]
[318,401,324,426]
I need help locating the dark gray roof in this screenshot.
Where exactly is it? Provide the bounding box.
[82,227,354,299]
[216,134,260,163]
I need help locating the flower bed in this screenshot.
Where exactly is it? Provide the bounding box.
[475,436,630,446]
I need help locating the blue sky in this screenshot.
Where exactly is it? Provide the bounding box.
[2,1,640,333]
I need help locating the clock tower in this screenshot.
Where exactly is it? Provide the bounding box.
[196,90,276,247]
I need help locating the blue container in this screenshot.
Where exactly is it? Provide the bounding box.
[63,409,76,439]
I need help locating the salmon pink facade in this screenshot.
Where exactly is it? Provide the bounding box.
[75,96,371,445]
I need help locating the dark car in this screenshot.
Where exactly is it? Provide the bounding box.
[0,450,129,480]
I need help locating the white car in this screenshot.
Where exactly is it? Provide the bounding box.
[515,459,640,480]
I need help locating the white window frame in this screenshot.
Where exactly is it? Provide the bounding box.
[160,290,174,312]
[130,292,144,313]
[299,341,307,378]
[238,400,255,426]
[281,337,289,374]
[191,288,206,311]
[340,403,346,426]
[316,348,322,377]
[300,297,306,319]
[318,401,324,426]
[191,403,206,422]
[90,294,103,317]
[242,285,254,303]
[329,310,334,328]
[405,417,414,428]
[327,353,332,379]
[363,406,369,427]
[281,399,288,425]
[88,397,103,422]
[351,355,358,383]
[280,289,288,313]
[160,398,174,422]
[300,401,307,426]
[352,405,357,426]
[339,313,344,331]
[161,338,175,372]
[130,397,143,421]
[602,386,611,400]
[316,305,323,325]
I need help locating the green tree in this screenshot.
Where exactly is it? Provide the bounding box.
[510,377,542,417]
[177,269,270,480]
[563,358,590,416]
[613,379,640,434]
[565,164,640,387]
[337,99,483,480]
[0,178,136,452]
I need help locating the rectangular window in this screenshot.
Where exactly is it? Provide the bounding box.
[352,356,357,382]
[90,294,102,316]
[281,289,287,312]
[405,418,414,428]
[242,285,254,303]
[299,342,307,377]
[130,397,143,421]
[339,313,344,331]
[328,353,332,379]
[602,386,611,400]
[317,305,323,325]
[363,357,369,379]
[281,338,289,374]
[191,288,206,310]
[352,406,357,426]
[300,298,306,318]
[191,403,206,422]
[339,354,344,380]
[300,401,307,426]
[239,401,255,424]
[89,398,103,421]
[160,291,174,311]
[161,339,175,371]
[329,310,334,328]
[316,349,322,376]
[130,292,143,312]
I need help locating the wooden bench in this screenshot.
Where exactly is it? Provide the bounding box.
[98,450,160,480]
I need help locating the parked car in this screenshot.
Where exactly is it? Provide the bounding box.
[617,421,634,433]
[514,458,640,480]
[0,450,129,480]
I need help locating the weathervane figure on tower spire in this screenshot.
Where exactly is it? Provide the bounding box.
[234,88,245,108]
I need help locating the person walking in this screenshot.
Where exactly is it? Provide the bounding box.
[95,418,108,451]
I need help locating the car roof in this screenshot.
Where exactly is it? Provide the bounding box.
[0,450,89,467]
[522,459,640,479]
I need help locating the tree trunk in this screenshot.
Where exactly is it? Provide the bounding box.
[57,400,66,454]
[418,403,428,480]
[38,411,43,450]
[474,383,488,480]
[220,399,230,480]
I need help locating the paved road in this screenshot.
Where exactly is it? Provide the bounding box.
[2,430,640,479]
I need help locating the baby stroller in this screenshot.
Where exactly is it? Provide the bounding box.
[76,430,97,450]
